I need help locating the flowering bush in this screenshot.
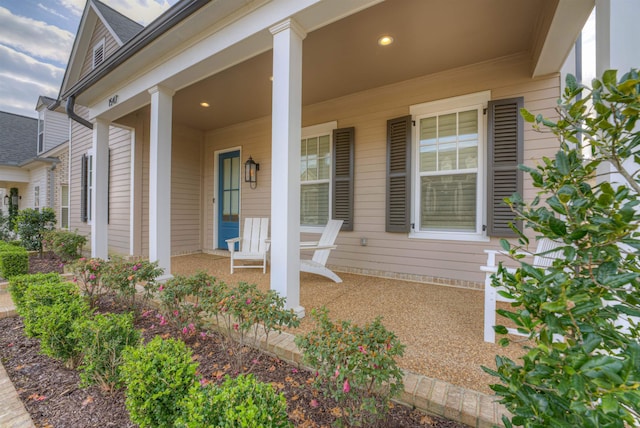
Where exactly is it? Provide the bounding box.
[120,336,198,428]
[102,259,164,311]
[176,374,291,428]
[71,258,106,308]
[42,229,86,262]
[295,307,405,427]
[158,271,221,331]
[205,282,300,372]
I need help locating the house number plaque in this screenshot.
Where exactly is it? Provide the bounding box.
[109,95,119,107]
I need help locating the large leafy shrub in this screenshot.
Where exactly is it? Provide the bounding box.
[15,207,56,253]
[295,307,405,427]
[22,280,90,367]
[42,229,86,262]
[0,242,28,279]
[158,271,218,330]
[74,312,141,391]
[120,337,198,428]
[8,272,62,314]
[176,374,291,428]
[484,70,640,427]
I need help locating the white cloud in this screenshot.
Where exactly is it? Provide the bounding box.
[58,0,85,17]
[38,3,70,21]
[0,45,63,96]
[105,0,173,26]
[0,6,73,64]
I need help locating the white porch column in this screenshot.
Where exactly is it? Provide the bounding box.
[270,19,306,317]
[148,85,174,280]
[91,118,109,259]
[595,0,640,186]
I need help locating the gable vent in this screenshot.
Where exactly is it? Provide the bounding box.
[93,40,105,69]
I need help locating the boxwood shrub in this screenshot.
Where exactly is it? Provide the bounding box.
[8,273,62,314]
[0,242,28,279]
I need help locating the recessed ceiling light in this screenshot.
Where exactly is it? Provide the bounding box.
[378,35,394,46]
[200,102,210,107]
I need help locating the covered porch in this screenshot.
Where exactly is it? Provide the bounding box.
[171,252,524,395]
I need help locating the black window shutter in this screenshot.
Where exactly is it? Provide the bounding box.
[386,115,411,232]
[107,148,111,225]
[332,127,354,231]
[80,154,88,222]
[487,97,523,237]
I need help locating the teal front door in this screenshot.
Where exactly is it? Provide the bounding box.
[218,150,240,249]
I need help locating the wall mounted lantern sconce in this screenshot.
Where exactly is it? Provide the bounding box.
[244,156,259,189]
[3,195,8,206]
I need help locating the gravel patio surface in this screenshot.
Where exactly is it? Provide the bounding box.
[172,253,527,395]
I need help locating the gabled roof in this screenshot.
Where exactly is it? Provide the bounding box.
[92,0,143,45]
[0,112,37,166]
[59,0,144,97]
[36,96,57,111]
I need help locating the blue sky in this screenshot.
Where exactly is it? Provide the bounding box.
[0,0,178,118]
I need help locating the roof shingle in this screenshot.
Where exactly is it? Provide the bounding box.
[0,111,37,166]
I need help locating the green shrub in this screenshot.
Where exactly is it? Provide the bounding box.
[484,70,640,427]
[0,245,28,279]
[102,259,164,310]
[71,258,107,308]
[74,312,141,391]
[21,280,79,337]
[176,374,291,428]
[42,229,86,262]
[120,337,198,428]
[15,207,56,253]
[22,280,90,366]
[8,273,62,314]
[295,308,405,427]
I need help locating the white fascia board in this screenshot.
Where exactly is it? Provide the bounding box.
[60,5,98,96]
[533,0,595,77]
[0,166,30,182]
[90,1,124,45]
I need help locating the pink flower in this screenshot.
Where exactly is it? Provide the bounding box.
[150,324,155,329]
[358,345,367,354]
[246,298,251,305]
[159,316,167,326]
[173,310,179,317]
[233,323,239,331]
[182,327,188,335]
[343,378,350,393]
[158,285,164,292]
[200,332,207,339]
[89,274,96,280]
[334,368,340,378]
[292,368,298,373]
[188,323,195,331]
[132,265,138,271]
[310,399,319,408]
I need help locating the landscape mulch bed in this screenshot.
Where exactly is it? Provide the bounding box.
[0,294,467,428]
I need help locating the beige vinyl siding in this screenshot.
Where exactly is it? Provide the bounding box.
[203,118,271,251]
[69,106,93,241]
[79,20,120,79]
[171,126,204,255]
[107,125,133,255]
[202,53,560,286]
[43,110,69,152]
[25,166,48,209]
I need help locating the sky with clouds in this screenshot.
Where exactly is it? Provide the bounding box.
[0,0,178,118]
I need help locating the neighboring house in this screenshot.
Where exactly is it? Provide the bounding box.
[0,97,70,228]
[55,0,632,315]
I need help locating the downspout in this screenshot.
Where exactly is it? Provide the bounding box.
[49,164,57,209]
[66,95,93,130]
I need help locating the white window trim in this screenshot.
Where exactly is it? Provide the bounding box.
[37,111,45,154]
[60,184,69,230]
[92,38,105,70]
[409,91,490,242]
[300,121,337,233]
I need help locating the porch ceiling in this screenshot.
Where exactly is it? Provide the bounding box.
[171,0,556,131]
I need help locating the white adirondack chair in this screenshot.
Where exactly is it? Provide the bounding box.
[300,219,344,283]
[480,238,564,342]
[226,218,270,274]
